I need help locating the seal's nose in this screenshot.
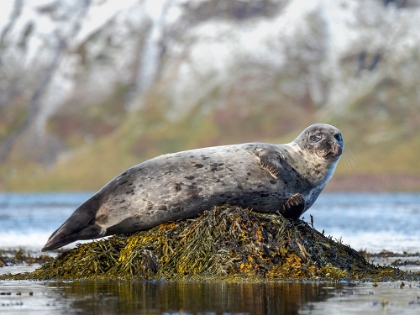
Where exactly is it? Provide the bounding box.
[334,133,343,142]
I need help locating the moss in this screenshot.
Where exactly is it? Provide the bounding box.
[1,206,418,281]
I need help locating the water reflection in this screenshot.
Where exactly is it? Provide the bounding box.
[43,281,335,315]
[3,280,420,314]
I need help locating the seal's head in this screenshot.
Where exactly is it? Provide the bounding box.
[295,123,344,161]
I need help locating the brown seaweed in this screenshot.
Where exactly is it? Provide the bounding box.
[1,206,418,281]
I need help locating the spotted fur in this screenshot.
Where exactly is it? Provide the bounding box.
[42,124,344,251]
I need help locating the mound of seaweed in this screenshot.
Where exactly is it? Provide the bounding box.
[2,206,416,281]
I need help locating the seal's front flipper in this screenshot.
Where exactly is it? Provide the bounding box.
[254,149,282,179]
[281,193,305,220]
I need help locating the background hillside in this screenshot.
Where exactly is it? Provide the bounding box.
[1,0,420,192]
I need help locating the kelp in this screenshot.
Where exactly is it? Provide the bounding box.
[1,206,419,281]
[0,249,53,267]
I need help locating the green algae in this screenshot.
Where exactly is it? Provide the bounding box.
[1,206,419,281]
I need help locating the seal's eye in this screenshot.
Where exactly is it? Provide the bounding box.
[309,134,322,143]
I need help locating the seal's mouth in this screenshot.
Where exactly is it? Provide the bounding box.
[325,147,342,159]
[323,141,343,160]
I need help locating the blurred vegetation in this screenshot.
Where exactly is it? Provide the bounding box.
[2,69,419,191]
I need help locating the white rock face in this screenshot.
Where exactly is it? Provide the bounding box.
[1,0,420,131]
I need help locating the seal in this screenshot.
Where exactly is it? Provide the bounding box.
[42,123,344,251]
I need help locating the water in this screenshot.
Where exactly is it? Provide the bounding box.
[305,193,420,253]
[1,280,420,315]
[0,192,91,249]
[1,192,419,252]
[1,192,420,315]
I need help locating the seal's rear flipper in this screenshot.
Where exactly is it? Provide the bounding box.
[41,224,103,252]
[281,193,305,220]
[41,196,104,251]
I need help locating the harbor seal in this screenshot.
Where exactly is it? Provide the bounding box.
[42,123,344,251]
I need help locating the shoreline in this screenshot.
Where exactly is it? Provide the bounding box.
[326,174,420,192]
[1,174,420,193]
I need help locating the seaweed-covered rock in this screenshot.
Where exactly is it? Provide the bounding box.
[1,206,416,281]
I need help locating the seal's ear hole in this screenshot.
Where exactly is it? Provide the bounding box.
[309,134,322,143]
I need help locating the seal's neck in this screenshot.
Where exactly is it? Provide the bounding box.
[285,142,340,185]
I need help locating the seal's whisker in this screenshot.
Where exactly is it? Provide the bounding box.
[343,149,355,170]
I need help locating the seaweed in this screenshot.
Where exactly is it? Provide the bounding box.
[1,206,419,281]
[0,249,53,267]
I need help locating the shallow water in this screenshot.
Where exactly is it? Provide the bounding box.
[305,193,420,253]
[0,192,91,249]
[1,278,420,315]
[1,192,420,314]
